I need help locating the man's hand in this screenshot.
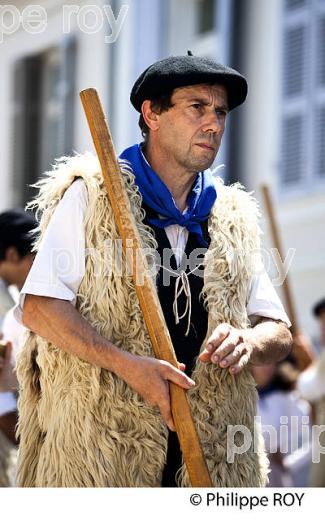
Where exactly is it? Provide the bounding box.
[199,323,252,375]
[0,342,18,392]
[199,319,292,374]
[23,296,195,432]
[115,352,195,431]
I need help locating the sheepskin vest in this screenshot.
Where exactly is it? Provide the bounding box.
[16,153,269,487]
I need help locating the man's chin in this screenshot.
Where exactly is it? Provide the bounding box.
[192,149,218,171]
[190,157,217,172]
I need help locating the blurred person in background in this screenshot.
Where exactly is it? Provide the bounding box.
[0,209,37,486]
[290,331,315,372]
[0,251,15,486]
[0,209,37,357]
[0,340,18,487]
[253,361,312,487]
[297,298,325,486]
[0,278,15,329]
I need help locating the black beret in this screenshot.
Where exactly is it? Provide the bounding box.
[313,298,325,317]
[130,52,248,112]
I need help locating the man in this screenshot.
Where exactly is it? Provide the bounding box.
[15,54,292,487]
[0,209,37,486]
[298,298,325,486]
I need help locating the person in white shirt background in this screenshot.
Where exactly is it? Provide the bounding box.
[253,362,312,487]
[297,298,325,486]
[252,298,325,488]
[0,279,15,330]
[0,209,37,486]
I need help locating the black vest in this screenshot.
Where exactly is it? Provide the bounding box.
[142,203,210,486]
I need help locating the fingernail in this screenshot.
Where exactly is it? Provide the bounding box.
[188,379,195,386]
[206,344,213,351]
[220,360,227,367]
[212,355,219,363]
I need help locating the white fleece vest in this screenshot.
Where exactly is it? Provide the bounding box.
[16,153,269,487]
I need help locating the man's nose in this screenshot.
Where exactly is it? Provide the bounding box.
[201,111,224,134]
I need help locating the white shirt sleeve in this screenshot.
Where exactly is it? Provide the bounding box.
[247,269,291,327]
[14,179,88,325]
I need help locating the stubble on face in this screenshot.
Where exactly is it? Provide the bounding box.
[157,84,228,175]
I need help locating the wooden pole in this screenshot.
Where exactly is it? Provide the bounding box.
[260,184,314,369]
[80,88,212,487]
[260,185,298,332]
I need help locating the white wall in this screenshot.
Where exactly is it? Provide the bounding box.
[0,0,111,209]
[241,0,325,341]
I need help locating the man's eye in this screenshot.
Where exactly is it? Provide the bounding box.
[192,103,202,110]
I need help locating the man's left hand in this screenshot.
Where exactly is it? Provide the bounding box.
[199,323,253,375]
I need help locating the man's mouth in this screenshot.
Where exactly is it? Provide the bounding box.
[196,143,215,151]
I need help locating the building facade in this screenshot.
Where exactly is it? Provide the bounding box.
[0,0,324,340]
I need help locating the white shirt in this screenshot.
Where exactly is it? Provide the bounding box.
[14,179,290,327]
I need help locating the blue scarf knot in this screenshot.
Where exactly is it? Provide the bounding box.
[119,144,217,246]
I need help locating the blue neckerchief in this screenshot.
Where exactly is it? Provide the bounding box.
[119,143,217,246]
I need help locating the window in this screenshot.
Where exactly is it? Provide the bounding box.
[282,115,305,183]
[280,0,325,190]
[11,56,42,206]
[285,0,306,10]
[283,26,306,96]
[196,0,216,34]
[316,106,325,177]
[40,48,63,173]
[317,15,325,86]
[11,37,77,206]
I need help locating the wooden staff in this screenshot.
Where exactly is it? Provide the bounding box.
[260,184,314,370]
[80,88,212,487]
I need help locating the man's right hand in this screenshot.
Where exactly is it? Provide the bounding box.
[116,352,195,431]
[22,296,195,431]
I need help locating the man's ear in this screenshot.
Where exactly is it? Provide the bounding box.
[141,100,160,132]
[4,247,20,264]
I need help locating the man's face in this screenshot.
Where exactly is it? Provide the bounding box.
[154,83,228,173]
[0,247,21,286]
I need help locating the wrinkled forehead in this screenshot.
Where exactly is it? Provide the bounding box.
[171,83,228,104]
